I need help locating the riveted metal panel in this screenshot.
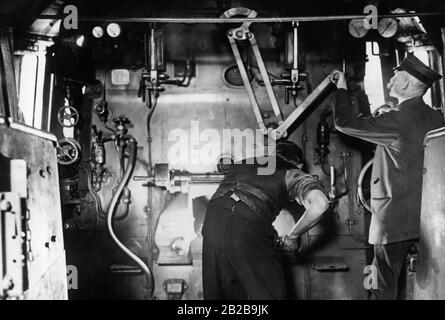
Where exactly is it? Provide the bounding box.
[0,124,67,300]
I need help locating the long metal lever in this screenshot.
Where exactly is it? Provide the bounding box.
[227,34,266,131]
[248,33,283,124]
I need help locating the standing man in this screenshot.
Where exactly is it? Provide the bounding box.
[332,53,444,299]
[202,140,329,300]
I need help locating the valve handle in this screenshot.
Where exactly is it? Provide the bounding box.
[56,138,81,165]
[57,106,79,128]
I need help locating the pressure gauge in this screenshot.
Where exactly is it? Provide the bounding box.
[348,19,369,38]
[377,18,399,38]
[106,23,121,38]
[92,26,104,38]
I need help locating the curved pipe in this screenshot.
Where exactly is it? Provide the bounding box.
[106,138,154,298]
[81,165,129,221]
[357,159,373,212]
[162,60,192,87]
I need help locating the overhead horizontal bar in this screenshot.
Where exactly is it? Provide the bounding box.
[0,12,444,23]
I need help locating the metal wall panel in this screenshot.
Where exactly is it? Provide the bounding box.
[0,124,67,299]
[414,127,445,299]
[84,22,370,300]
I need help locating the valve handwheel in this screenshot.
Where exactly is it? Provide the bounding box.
[57,139,81,165]
[57,106,80,127]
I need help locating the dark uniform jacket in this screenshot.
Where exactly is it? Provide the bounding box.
[333,88,444,244]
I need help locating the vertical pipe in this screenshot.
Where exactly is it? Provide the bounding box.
[149,28,156,71]
[31,55,39,128]
[148,27,165,72]
[293,22,298,70]
[145,103,156,286]
[0,52,6,118]
[143,32,149,69]
[292,22,299,83]
[47,73,54,132]
[395,48,400,66]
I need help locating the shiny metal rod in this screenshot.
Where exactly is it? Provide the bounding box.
[293,22,298,71]
[4,12,443,23]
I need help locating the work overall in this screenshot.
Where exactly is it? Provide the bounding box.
[202,162,323,300]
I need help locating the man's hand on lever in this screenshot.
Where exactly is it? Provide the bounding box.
[332,70,347,90]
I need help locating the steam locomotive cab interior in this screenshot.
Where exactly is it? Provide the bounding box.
[1,0,445,300]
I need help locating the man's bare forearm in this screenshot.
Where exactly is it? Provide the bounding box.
[287,190,329,239]
[287,204,326,239]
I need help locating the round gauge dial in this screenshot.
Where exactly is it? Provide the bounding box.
[106,23,121,38]
[377,18,399,38]
[348,19,369,38]
[92,26,104,38]
[223,64,253,87]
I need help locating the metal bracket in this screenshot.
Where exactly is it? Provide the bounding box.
[270,70,340,140]
[1,192,24,299]
[221,7,283,132]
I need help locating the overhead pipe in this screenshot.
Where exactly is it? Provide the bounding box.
[25,12,444,23]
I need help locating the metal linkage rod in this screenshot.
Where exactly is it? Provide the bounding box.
[249,33,283,123]
[227,34,266,131]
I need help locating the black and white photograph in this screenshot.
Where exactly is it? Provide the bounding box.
[1,0,445,308]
